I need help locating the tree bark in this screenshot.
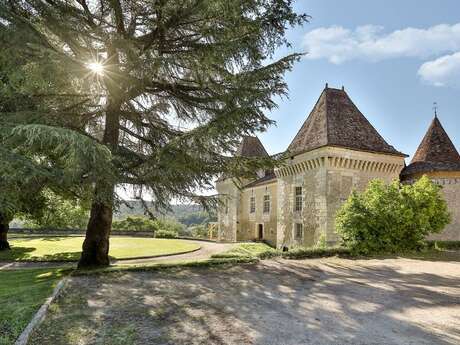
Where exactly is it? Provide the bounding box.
[0,214,11,250]
[78,45,121,268]
[78,185,113,267]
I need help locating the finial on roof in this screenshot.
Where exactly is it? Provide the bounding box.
[325,83,328,89]
[341,85,345,91]
[433,102,438,118]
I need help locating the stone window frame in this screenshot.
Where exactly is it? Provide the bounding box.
[249,196,256,214]
[294,222,303,240]
[294,186,303,212]
[263,194,270,214]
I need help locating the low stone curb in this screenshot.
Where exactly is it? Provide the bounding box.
[113,246,202,262]
[15,277,69,345]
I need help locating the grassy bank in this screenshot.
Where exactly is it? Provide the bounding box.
[0,237,200,262]
[0,268,68,345]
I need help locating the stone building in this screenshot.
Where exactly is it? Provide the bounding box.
[216,85,459,248]
[401,115,460,241]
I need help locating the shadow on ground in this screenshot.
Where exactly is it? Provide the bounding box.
[28,257,460,345]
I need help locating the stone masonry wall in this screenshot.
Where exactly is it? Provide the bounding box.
[276,150,328,249]
[276,146,406,247]
[216,179,240,242]
[239,182,278,247]
[325,147,405,243]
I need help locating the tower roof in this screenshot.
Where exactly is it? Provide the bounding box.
[287,86,405,157]
[236,135,268,157]
[401,116,460,177]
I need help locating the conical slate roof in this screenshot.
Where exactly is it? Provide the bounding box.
[288,86,405,156]
[236,136,268,157]
[401,116,460,177]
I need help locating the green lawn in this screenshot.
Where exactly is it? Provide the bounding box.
[0,268,68,345]
[211,242,279,259]
[0,237,200,262]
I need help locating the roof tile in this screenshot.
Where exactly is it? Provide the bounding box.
[288,87,405,156]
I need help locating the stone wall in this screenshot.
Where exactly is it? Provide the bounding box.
[216,179,241,242]
[276,146,406,247]
[324,147,405,243]
[434,179,460,241]
[239,182,278,247]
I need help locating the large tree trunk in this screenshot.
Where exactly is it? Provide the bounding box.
[0,214,11,250]
[78,184,113,267]
[78,46,121,268]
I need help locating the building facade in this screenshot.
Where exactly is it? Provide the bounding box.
[216,85,460,248]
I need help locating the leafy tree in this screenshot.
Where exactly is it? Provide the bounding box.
[112,216,158,232]
[336,176,451,255]
[1,1,307,267]
[178,211,209,227]
[22,190,90,230]
[190,224,209,239]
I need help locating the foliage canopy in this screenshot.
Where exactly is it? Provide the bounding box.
[336,176,451,255]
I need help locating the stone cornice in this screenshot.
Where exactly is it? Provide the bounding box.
[275,154,404,178]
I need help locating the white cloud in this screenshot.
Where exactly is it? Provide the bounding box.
[303,23,460,64]
[418,52,460,87]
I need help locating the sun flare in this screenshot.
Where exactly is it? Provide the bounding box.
[87,61,104,75]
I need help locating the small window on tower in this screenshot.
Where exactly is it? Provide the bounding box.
[294,186,303,212]
[224,198,229,215]
[263,195,270,214]
[250,196,256,214]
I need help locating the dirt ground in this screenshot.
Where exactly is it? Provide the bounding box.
[29,256,460,345]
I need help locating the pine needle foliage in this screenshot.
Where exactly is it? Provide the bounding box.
[1,0,308,265]
[1,0,308,209]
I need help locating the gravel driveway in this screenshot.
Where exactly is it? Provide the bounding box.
[29,255,460,345]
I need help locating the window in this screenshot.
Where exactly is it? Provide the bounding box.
[250,196,256,213]
[263,195,270,214]
[224,198,229,215]
[295,223,303,240]
[294,186,303,212]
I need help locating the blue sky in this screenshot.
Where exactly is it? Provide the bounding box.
[260,0,460,161]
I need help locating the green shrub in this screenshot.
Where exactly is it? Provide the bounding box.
[156,218,183,235]
[22,190,89,229]
[112,216,158,232]
[155,229,177,238]
[211,243,280,259]
[314,233,327,249]
[112,216,184,237]
[336,176,451,255]
[282,246,350,259]
[190,224,208,238]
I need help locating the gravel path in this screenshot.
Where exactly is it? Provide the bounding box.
[28,255,460,345]
[0,240,235,270]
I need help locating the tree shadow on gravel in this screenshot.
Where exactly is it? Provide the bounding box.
[28,260,460,345]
